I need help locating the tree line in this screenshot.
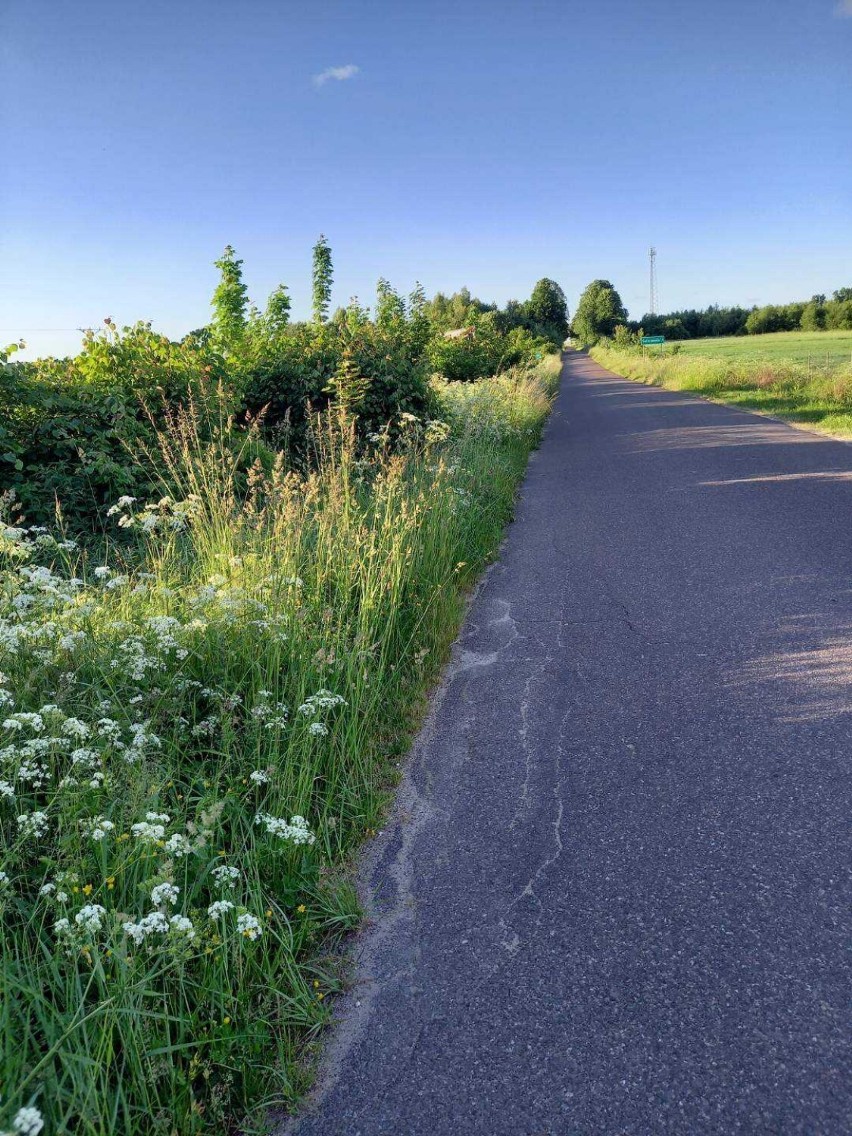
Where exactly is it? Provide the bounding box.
[567,280,852,346]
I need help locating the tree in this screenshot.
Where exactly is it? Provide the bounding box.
[525,278,569,342]
[264,285,291,335]
[800,300,826,331]
[375,278,406,331]
[832,287,852,303]
[211,245,248,347]
[312,234,334,323]
[572,279,628,345]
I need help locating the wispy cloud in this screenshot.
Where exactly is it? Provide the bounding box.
[835,0,852,16]
[313,64,360,88]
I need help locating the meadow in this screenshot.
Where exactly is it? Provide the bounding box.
[669,329,852,366]
[591,335,852,437]
[0,248,564,1135]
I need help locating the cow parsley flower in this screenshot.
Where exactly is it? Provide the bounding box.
[11,1105,45,1134]
[211,865,240,888]
[249,769,270,784]
[123,910,169,945]
[17,811,49,839]
[207,900,235,919]
[254,812,316,845]
[163,832,191,857]
[151,882,180,907]
[62,717,90,739]
[131,812,170,843]
[169,914,196,939]
[236,913,262,940]
[75,904,107,933]
[86,816,115,842]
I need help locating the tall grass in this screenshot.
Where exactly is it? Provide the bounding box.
[590,343,852,436]
[0,356,560,1135]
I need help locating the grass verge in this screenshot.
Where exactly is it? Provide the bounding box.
[590,343,852,437]
[0,354,561,1135]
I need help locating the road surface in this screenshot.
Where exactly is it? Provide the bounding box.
[286,351,851,1135]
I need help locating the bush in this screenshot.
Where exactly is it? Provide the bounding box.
[1,323,230,525]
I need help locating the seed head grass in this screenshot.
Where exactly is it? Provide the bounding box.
[0,356,559,1134]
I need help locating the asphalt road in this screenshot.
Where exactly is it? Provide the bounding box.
[286,351,851,1135]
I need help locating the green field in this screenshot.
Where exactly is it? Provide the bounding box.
[673,329,852,366]
[591,336,852,438]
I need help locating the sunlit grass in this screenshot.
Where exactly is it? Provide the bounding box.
[0,355,559,1134]
[591,343,852,437]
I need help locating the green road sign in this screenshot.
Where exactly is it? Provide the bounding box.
[640,335,666,345]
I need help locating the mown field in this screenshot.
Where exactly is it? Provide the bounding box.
[671,329,852,366]
[591,336,852,437]
[0,246,566,1135]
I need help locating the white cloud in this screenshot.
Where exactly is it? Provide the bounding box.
[835,0,852,15]
[313,64,360,87]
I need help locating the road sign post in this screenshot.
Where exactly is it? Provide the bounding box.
[640,334,666,357]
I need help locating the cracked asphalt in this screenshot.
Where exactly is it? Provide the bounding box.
[285,351,852,1135]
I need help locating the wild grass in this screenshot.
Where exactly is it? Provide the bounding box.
[0,356,560,1136]
[590,342,852,437]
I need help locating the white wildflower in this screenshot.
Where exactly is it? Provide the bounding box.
[62,717,90,739]
[3,713,45,733]
[249,769,270,784]
[86,816,115,842]
[254,812,316,846]
[17,811,49,838]
[207,899,235,919]
[93,566,111,579]
[12,1105,45,1134]
[151,882,180,907]
[236,913,262,940]
[168,914,196,939]
[75,904,107,933]
[122,910,169,945]
[163,832,192,857]
[308,721,328,737]
[130,813,169,843]
[211,865,240,888]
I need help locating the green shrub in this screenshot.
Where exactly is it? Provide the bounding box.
[1,323,230,526]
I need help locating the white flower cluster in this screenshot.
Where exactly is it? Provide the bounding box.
[250,690,289,728]
[0,703,162,799]
[254,812,315,846]
[151,882,180,907]
[296,689,347,717]
[211,864,240,888]
[205,900,263,940]
[130,812,171,843]
[16,811,48,839]
[236,913,262,940]
[207,899,234,918]
[123,910,196,947]
[74,904,107,933]
[108,494,203,535]
[85,816,115,842]
[4,1104,45,1135]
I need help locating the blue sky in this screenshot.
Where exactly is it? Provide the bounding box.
[1,0,850,359]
